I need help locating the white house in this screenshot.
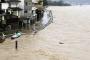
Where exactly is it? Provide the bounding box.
[18,0,32,18]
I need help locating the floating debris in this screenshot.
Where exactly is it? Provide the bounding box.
[0,33,6,43]
[11,32,21,39]
[59,42,64,44]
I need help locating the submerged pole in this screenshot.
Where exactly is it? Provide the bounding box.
[15,40,18,50]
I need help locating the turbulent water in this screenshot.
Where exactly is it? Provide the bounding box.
[42,10,50,26]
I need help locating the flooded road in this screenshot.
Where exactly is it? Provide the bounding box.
[0,6,90,60]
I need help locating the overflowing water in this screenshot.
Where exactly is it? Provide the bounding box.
[42,10,50,26]
[0,6,90,60]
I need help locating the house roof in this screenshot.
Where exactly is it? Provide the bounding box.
[8,7,22,11]
[0,0,21,3]
[6,0,21,3]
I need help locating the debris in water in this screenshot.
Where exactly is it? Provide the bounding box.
[11,32,21,39]
[59,42,64,44]
[0,33,6,43]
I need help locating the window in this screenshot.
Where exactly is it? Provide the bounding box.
[25,2,28,6]
[1,0,5,2]
[29,2,31,5]
[24,10,28,13]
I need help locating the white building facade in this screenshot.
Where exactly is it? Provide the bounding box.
[19,0,32,18]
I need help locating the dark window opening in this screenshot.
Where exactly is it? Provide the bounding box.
[1,0,5,2]
[24,10,27,13]
[25,2,28,6]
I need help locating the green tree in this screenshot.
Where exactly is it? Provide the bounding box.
[43,0,48,6]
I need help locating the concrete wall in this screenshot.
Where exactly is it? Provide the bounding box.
[18,0,32,18]
[24,0,32,18]
[18,0,25,17]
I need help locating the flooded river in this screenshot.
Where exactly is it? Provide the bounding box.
[0,6,90,60]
